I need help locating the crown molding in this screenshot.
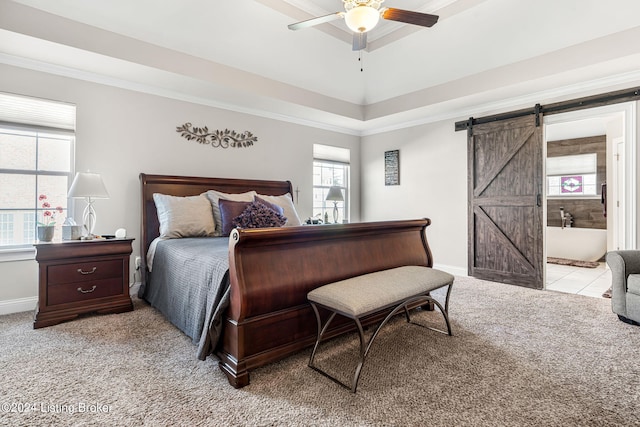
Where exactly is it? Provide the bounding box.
[2,52,640,138]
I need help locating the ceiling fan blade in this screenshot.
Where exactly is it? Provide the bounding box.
[288,12,344,31]
[382,8,439,27]
[352,32,367,51]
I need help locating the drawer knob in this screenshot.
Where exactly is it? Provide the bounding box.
[77,267,97,275]
[77,285,97,294]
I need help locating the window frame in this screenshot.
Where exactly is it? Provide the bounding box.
[546,152,599,199]
[312,158,350,224]
[0,122,75,261]
[546,173,598,198]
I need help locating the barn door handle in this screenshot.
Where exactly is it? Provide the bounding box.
[536,194,542,207]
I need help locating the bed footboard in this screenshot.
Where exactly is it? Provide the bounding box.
[218,218,434,388]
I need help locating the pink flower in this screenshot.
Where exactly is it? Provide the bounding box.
[37,194,63,226]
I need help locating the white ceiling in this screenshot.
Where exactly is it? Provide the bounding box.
[2,0,640,135]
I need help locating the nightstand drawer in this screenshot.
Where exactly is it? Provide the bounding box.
[48,259,122,285]
[47,278,123,306]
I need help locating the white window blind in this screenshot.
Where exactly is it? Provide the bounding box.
[0,92,76,132]
[313,143,350,163]
[546,153,596,176]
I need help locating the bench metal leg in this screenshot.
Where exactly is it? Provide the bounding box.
[413,284,453,336]
[308,302,372,393]
[404,285,453,336]
[308,283,453,393]
[412,294,452,336]
[308,303,336,370]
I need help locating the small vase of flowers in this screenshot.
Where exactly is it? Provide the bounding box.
[37,194,63,242]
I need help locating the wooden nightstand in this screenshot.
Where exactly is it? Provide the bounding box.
[33,238,134,329]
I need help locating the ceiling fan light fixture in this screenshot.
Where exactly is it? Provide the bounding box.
[344,6,380,33]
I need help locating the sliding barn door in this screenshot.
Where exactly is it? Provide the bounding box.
[468,115,543,289]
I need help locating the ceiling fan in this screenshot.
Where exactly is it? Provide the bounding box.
[288,0,439,51]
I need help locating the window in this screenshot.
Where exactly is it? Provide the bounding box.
[0,93,75,251]
[546,153,597,197]
[0,213,14,245]
[313,144,350,224]
[23,212,36,242]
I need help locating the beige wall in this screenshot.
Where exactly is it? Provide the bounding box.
[2,66,640,314]
[360,102,640,279]
[0,63,361,312]
[360,120,469,274]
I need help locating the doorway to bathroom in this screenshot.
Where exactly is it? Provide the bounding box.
[462,92,637,292]
[543,102,637,296]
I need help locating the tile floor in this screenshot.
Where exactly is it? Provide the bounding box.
[545,261,612,298]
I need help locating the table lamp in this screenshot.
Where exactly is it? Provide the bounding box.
[325,186,344,224]
[68,172,109,238]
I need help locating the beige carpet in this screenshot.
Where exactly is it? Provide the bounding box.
[1,276,639,426]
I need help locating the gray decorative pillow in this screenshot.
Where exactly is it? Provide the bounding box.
[205,190,256,236]
[254,195,285,216]
[232,201,287,230]
[153,193,215,238]
[255,193,302,226]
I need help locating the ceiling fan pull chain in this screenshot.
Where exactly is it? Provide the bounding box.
[358,33,364,72]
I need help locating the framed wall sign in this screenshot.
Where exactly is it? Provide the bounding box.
[384,150,400,186]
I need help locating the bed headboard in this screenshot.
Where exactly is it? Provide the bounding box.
[140,173,294,267]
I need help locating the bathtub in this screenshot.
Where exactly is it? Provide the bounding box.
[546,226,607,262]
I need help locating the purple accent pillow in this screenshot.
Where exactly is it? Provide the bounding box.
[233,200,287,230]
[254,195,285,216]
[219,199,251,236]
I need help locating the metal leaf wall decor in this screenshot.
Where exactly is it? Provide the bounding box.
[176,122,257,148]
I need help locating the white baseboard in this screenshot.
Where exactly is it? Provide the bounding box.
[129,281,141,297]
[433,263,468,277]
[0,296,37,316]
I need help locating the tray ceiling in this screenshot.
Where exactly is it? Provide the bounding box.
[2,0,640,134]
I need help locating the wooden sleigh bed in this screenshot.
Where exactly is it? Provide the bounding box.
[140,173,436,388]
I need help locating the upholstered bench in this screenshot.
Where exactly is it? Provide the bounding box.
[307,265,454,392]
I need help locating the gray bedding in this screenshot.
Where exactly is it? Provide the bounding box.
[140,237,230,360]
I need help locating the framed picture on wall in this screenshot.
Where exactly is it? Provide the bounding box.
[385,150,400,185]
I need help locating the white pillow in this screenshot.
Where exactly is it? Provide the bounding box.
[205,190,257,236]
[153,193,215,238]
[255,193,303,227]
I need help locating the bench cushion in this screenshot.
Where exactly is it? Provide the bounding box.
[307,266,454,317]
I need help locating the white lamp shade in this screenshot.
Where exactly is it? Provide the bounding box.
[68,172,109,199]
[326,186,344,202]
[344,6,380,33]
